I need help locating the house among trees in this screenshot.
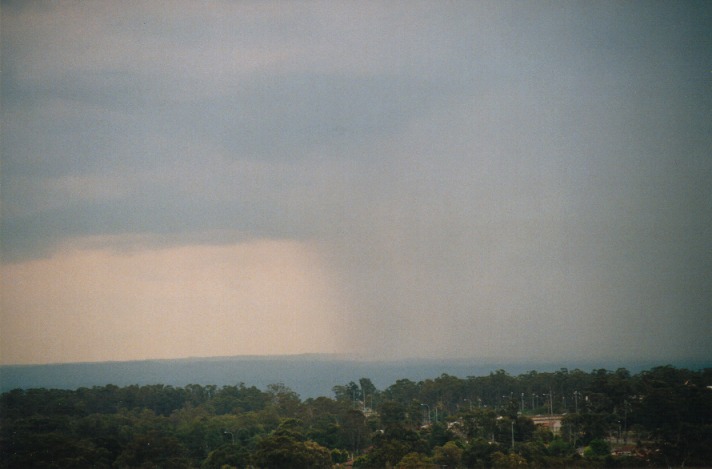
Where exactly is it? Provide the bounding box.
[531,414,563,434]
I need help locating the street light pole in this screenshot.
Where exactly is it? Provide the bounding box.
[573,391,580,414]
[421,403,431,425]
[624,400,629,443]
[511,420,515,449]
[543,390,553,416]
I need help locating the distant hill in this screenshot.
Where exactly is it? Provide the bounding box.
[1,354,707,398]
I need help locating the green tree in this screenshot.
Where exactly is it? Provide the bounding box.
[333,382,362,407]
[251,419,331,469]
[462,408,498,441]
[516,441,548,467]
[396,451,436,468]
[583,438,610,459]
[341,409,369,455]
[634,366,712,467]
[114,430,191,468]
[359,378,379,409]
[378,401,407,429]
[546,437,574,457]
[266,383,302,418]
[384,379,420,405]
[201,443,250,469]
[563,411,609,444]
[491,450,528,468]
[462,437,500,468]
[433,440,463,468]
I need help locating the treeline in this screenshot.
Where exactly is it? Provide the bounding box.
[1,365,710,468]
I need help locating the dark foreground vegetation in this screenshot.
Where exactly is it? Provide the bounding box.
[1,365,710,468]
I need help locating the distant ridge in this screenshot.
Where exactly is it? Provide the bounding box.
[1,354,708,398]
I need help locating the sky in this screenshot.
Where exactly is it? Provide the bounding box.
[1,1,711,366]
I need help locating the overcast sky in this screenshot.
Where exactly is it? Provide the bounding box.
[2,1,711,366]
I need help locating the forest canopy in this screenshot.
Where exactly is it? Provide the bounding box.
[1,365,710,468]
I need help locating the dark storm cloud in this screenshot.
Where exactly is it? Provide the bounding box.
[1,1,711,363]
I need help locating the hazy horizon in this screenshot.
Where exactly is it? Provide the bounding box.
[3,354,709,399]
[2,1,711,366]
[2,351,709,369]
